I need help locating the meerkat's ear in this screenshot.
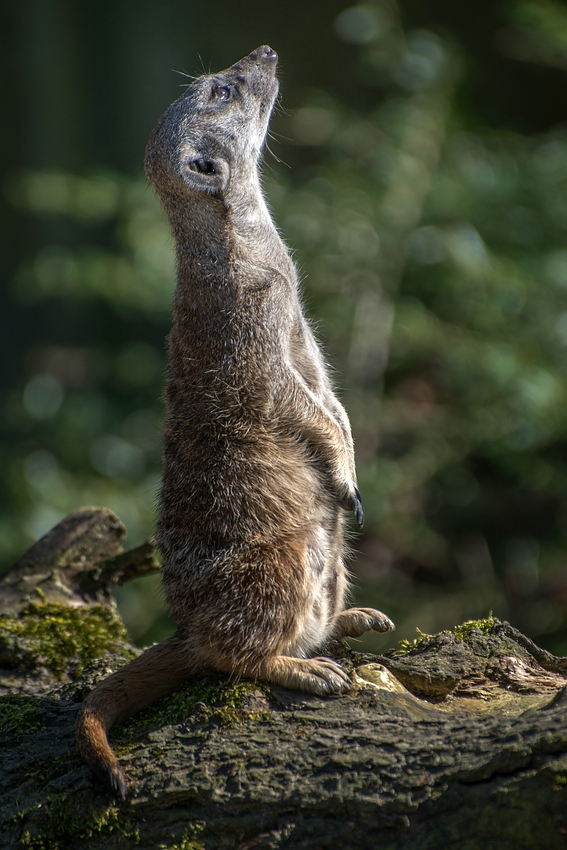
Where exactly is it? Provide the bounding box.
[181,155,229,194]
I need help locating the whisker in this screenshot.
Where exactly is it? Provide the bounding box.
[274,98,292,118]
[262,158,278,178]
[172,68,197,81]
[197,52,208,75]
[265,142,291,168]
[268,130,294,142]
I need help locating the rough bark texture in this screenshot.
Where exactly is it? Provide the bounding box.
[1,508,567,849]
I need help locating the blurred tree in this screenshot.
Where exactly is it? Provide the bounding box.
[3,0,567,654]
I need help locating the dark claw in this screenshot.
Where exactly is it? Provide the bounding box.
[338,484,364,527]
[353,485,364,528]
[372,615,395,632]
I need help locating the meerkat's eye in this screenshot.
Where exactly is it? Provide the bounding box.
[213,85,232,102]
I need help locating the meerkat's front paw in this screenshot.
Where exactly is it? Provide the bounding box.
[338,484,364,528]
[352,485,364,528]
[332,607,395,640]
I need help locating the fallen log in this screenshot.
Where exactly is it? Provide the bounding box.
[1,508,566,849]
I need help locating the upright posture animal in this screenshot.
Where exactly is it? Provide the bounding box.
[76,46,394,799]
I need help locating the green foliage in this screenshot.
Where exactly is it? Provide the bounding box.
[0,602,135,678]
[1,171,168,573]
[3,0,567,654]
[508,0,567,64]
[264,2,567,651]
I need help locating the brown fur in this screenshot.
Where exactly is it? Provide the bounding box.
[75,46,394,799]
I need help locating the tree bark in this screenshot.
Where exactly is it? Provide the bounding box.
[1,509,567,850]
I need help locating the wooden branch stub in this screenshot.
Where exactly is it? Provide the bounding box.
[0,507,159,614]
[76,540,161,600]
[0,509,158,696]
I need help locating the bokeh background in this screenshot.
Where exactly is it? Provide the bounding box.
[3,0,567,654]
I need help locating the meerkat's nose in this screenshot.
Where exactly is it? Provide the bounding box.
[250,45,278,62]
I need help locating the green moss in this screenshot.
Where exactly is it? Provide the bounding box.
[162,840,204,850]
[115,673,268,743]
[25,752,81,785]
[0,601,135,678]
[159,823,205,850]
[553,773,567,791]
[19,791,139,849]
[396,627,434,654]
[0,695,43,746]
[395,614,499,655]
[452,613,498,641]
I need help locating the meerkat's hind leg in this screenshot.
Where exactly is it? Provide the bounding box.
[259,655,351,695]
[331,607,395,640]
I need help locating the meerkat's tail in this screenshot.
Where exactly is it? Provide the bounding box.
[75,634,193,799]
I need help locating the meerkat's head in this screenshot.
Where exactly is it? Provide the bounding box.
[145,46,279,200]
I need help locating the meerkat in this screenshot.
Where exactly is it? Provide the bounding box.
[75,45,394,799]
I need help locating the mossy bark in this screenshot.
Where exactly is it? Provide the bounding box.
[1,508,567,849]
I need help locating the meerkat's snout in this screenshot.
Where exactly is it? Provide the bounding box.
[253,45,277,61]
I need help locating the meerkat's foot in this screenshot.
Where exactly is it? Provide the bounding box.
[262,655,351,695]
[332,607,395,640]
